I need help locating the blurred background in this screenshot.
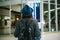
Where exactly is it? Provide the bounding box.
[0,0,60,40]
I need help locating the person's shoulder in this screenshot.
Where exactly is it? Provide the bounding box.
[32,19,37,22]
[30,19,37,23]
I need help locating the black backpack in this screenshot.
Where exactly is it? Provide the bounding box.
[19,20,35,40]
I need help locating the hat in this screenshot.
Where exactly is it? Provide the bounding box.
[21,5,33,16]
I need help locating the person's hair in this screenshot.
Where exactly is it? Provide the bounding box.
[22,14,33,19]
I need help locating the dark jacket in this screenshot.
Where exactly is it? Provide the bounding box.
[14,19,40,40]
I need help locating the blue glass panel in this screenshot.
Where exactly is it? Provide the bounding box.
[36,3,40,22]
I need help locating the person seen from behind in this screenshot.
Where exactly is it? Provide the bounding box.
[14,5,41,40]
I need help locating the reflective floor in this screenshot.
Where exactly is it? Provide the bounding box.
[41,32,60,40]
[0,26,15,35]
[0,32,60,40]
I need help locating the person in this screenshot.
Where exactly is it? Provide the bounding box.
[14,5,41,40]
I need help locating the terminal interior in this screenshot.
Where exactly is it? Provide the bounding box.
[0,0,60,36]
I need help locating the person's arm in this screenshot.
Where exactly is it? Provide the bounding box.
[14,22,20,37]
[34,20,41,40]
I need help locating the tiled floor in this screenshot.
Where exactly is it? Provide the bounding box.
[41,32,60,40]
[0,32,60,40]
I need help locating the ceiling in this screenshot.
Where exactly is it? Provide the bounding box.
[0,0,60,6]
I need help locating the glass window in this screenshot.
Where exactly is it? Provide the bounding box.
[43,3,49,32]
[58,9,60,31]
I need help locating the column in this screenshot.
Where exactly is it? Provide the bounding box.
[55,0,58,32]
[9,5,11,35]
[48,0,51,32]
[40,0,44,32]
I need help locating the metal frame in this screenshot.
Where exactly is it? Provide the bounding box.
[48,0,51,32]
[40,0,44,32]
[9,5,11,35]
[43,0,58,32]
[55,0,58,32]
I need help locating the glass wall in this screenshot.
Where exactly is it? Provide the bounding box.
[57,0,60,31]
[43,3,49,32]
[43,0,59,32]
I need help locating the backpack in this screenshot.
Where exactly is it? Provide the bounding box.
[19,20,35,40]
